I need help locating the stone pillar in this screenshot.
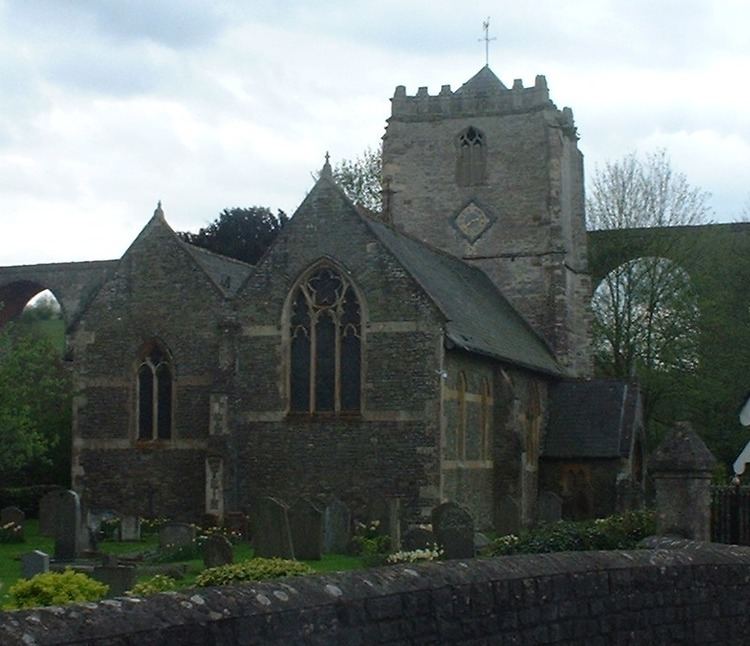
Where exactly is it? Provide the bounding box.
[649,422,716,541]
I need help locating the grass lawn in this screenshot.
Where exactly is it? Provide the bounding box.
[1,521,364,606]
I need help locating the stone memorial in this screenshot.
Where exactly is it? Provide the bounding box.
[289,498,323,560]
[1,506,25,539]
[431,502,474,560]
[496,495,521,537]
[203,534,234,568]
[474,532,491,555]
[224,511,249,540]
[323,498,351,554]
[402,527,435,551]
[253,497,294,559]
[159,522,196,549]
[537,491,563,525]
[39,490,62,537]
[21,550,49,579]
[119,516,141,541]
[53,490,81,561]
[92,565,137,597]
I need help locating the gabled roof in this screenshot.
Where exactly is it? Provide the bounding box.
[455,65,507,94]
[363,217,562,376]
[544,379,642,459]
[180,241,253,297]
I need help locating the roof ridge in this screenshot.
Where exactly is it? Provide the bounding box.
[180,240,256,268]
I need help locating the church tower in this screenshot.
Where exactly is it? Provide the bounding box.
[382,67,592,376]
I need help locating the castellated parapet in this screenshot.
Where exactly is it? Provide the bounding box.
[383,67,592,376]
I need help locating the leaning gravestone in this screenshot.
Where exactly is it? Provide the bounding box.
[253,497,294,559]
[289,498,323,560]
[119,516,141,541]
[1,506,25,539]
[53,490,81,561]
[39,491,61,537]
[323,498,351,554]
[203,534,234,568]
[159,522,196,549]
[21,550,49,579]
[496,495,521,537]
[431,502,475,560]
[537,491,563,524]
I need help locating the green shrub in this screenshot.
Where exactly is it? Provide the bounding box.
[0,521,24,543]
[489,510,655,556]
[8,569,108,609]
[195,558,314,587]
[127,574,180,596]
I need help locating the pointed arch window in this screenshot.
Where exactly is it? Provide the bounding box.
[137,342,173,440]
[526,381,541,468]
[480,377,492,460]
[456,126,486,186]
[456,371,467,459]
[289,265,362,414]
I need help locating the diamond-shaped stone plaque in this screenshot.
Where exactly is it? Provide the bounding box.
[454,202,492,243]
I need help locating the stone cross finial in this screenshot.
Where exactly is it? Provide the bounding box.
[154,200,164,219]
[320,152,333,180]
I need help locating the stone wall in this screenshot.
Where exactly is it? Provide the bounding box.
[5,545,750,644]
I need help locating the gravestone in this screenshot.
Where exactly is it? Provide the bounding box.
[39,491,61,537]
[224,511,249,540]
[402,527,435,551]
[159,522,196,549]
[203,534,234,568]
[119,516,141,541]
[537,491,563,524]
[289,498,323,560]
[253,497,294,559]
[53,490,81,561]
[474,532,491,555]
[367,498,390,535]
[496,495,521,537]
[92,565,137,597]
[431,502,474,560]
[1,506,25,539]
[323,498,351,554]
[21,550,49,579]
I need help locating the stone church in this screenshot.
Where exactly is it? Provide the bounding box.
[64,66,644,531]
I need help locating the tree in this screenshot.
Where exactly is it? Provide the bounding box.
[0,323,72,485]
[588,151,712,442]
[331,146,382,212]
[178,207,288,264]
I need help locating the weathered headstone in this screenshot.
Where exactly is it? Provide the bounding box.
[1,506,25,539]
[537,491,563,524]
[253,497,294,559]
[39,490,61,537]
[289,498,323,560]
[431,502,474,560]
[92,565,137,597]
[474,532,491,555]
[119,516,141,541]
[21,550,49,579]
[323,498,351,554]
[402,527,435,551]
[53,490,81,561]
[159,522,196,549]
[202,534,234,568]
[496,495,521,537]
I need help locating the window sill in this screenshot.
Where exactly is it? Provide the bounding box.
[134,439,173,449]
[286,411,362,422]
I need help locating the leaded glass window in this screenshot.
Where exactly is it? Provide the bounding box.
[456,126,486,186]
[137,343,173,440]
[289,266,362,414]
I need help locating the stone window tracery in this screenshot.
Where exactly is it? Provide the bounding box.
[137,342,173,440]
[456,126,486,186]
[289,265,362,414]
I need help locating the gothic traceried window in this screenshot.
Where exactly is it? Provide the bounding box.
[480,377,492,460]
[137,342,173,440]
[289,265,362,414]
[456,371,467,459]
[526,381,541,468]
[456,126,486,186]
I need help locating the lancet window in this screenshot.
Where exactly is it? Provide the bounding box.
[289,265,362,414]
[137,342,173,440]
[456,126,486,186]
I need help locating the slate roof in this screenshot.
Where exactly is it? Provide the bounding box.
[454,65,507,94]
[362,216,563,376]
[180,242,254,297]
[544,379,642,458]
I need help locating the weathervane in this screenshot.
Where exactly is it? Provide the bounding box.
[479,17,496,67]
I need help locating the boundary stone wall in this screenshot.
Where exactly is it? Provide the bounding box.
[3,544,750,645]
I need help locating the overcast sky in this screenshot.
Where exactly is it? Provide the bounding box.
[2,0,749,266]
